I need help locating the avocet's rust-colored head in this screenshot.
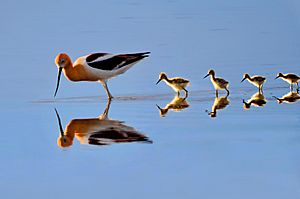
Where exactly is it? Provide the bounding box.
[55,53,71,68]
[54,53,72,97]
[54,108,73,148]
[57,135,73,148]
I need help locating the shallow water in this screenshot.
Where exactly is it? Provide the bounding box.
[1,0,300,199]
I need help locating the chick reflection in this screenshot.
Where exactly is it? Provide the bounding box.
[156,95,190,117]
[55,100,152,148]
[273,91,300,104]
[243,92,267,110]
[207,95,230,118]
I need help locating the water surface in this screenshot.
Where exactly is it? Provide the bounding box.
[1,0,300,199]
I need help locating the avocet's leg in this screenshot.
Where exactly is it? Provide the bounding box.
[183,88,188,98]
[215,90,219,97]
[177,91,180,97]
[101,81,113,99]
[101,98,112,119]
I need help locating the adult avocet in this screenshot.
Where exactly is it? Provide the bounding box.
[54,52,150,99]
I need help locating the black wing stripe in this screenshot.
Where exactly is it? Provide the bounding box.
[86,53,109,62]
[87,52,150,71]
[116,55,149,69]
[87,56,127,71]
[121,52,150,57]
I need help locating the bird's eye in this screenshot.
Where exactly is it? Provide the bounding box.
[61,58,65,64]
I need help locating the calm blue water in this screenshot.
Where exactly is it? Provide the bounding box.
[1,0,300,198]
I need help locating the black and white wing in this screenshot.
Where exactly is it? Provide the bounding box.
[86,52,150,71]
[88,127,153,146]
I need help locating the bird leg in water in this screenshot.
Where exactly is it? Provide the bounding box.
[101,81,113,99]
[99,98,112,119]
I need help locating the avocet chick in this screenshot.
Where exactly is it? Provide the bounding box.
[275,73,300,91]
[204,69,229,96]
[156,72,190,97]
[241,73,266,92]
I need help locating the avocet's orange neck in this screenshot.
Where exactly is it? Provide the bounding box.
[62,61,81,81]
[62,59,90,82]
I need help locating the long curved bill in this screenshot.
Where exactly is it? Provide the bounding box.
[203,74,209,79]
[241,77,246,82]
[54,108,64,137]
[54,67,63,97]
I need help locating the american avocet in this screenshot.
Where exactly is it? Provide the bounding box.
[54,52,150,99]
[204,69,229,96]
[54,99,152,148]
[156,72,190,97]
[156,95,189,117]
[243,92,267,110]
[273,91,300,104]
[241,73,266,92]
[207,95,230,118]
[275,73,300,91]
